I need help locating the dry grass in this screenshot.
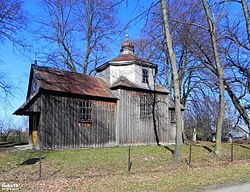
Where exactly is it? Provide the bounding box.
[0,142,249,191]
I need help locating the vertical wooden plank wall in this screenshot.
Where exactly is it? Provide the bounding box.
[116,89,172,145]
[32,90,175,149]
[40,93,116,149]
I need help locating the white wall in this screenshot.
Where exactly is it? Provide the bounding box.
[134,64,155,90]
[110,64,136,85]
[98,63,156,90]
[98,66,110,84]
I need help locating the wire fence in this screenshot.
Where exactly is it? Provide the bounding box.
[0,140,249,190]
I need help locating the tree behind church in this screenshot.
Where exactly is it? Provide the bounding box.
[35,0,118,74]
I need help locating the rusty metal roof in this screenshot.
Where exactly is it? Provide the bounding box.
[110,54,151,63]
[96,54,157,72]
[33,65,117,99]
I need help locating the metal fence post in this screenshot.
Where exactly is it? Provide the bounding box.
[128,145,132,173]
[189,143,192,166]
[231,138,234,163]
[39,147,42,179]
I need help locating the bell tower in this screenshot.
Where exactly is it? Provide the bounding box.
[96,35,157,90]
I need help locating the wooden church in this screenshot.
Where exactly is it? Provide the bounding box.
[14,36,177,149]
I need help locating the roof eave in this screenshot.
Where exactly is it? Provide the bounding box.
[96,58,158,73]
[40,88,118,102]
[110,85,169,95]
[13,90,41,116]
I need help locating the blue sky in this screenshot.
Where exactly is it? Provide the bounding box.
[0,0,155,123]
[1,0,247,125]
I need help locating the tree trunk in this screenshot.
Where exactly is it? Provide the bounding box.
[241,0,250,44]
[83,38,91,75]
[241,0,250,90]
[160,0,183,160]
[83,1,93,75]
[202,0,225,157]
[224,80,250,129]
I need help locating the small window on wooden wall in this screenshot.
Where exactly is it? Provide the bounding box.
[79,100,92,122]
[170,110,176,123]
[142,69,149,83]
[140,95,152,117]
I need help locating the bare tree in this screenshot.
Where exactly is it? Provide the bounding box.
[0,0,26,45]
[222,0,250,128]
[202,0,225,157]
[160,0,183,160]
[0,72,12,97]
[241,0,250,44]
[185,95,236,141]
[136,0,204,106]
[36,0,118,74]
[135,0,249,147]
[0,0,26,95]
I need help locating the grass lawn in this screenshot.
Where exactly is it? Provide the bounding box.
[0,142,249,191]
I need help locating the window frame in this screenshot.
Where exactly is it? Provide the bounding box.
[142,68,149,83]
[79,100,92,122]
[140,95,152,118]
[170,110,176,123]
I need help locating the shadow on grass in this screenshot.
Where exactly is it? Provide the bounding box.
[0,142,12,145]
[202,145,214,153]
[236,144,250,150]
[0,142,15,148]
[50,169,61,177]
[164,146,174,155]
[20,157,45,165]
[193,143,214,153]
[0,142,29,148]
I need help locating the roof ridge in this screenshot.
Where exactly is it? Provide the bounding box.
[31,64,117,99]
[32,64,96,78]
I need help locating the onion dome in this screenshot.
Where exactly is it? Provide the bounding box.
[120,34,134,55]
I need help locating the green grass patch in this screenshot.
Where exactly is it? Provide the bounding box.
[0,142,249,191]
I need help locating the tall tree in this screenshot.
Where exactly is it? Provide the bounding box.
[241,0,250,44]
[160,0,183,160]
[136,0,249,142]
[202,0,225,156]
[37,0,118,74]
[222,0,250,129]
[136,0,204,106]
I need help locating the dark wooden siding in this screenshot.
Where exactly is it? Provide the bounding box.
[25,89,175,148]
[113,89,175,145]
[40,93,117,149]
